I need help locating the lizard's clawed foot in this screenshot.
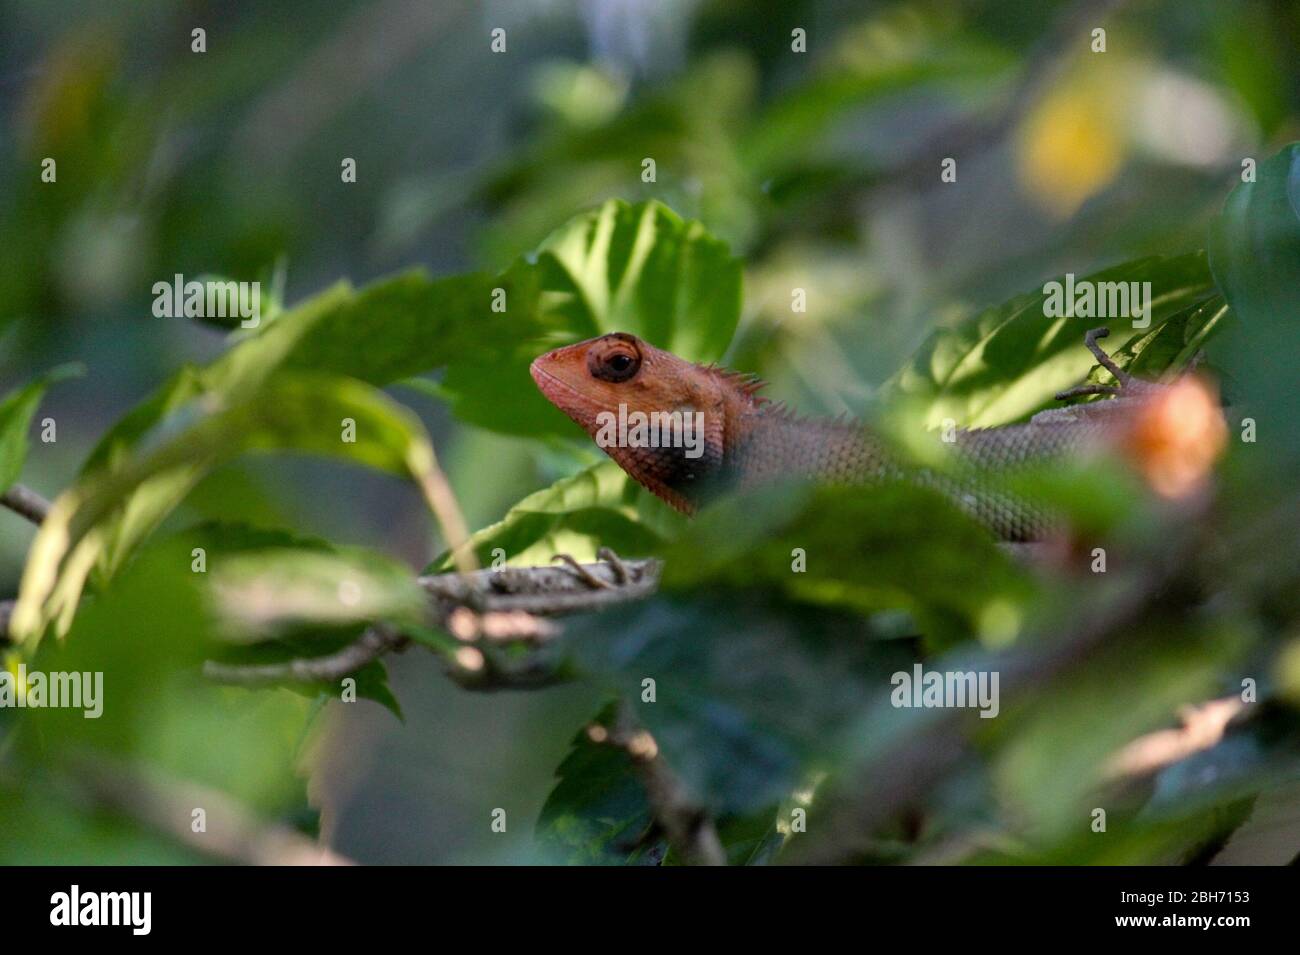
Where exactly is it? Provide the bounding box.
[597,546,631,585]
[552,551,634,590]
[551,553,614,589]
[1054,383,1122,400]
[1054,327,1133,402]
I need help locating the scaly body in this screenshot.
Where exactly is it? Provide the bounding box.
[529,331,1218,540]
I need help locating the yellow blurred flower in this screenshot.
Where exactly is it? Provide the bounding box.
[1279,639,1300,706]
[1016,68,1128,218]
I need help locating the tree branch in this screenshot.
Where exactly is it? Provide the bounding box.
[203,625,408,686]
[202,559,662,689]
[605,704,726,866]
[1,483,50,526]
[419,558,661,616]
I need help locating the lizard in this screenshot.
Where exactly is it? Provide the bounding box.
[529,328,1226,541]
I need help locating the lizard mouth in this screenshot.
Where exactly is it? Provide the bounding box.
[529,360,602,421]
[528,359,566,397]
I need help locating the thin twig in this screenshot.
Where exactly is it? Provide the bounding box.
[1,483,50,526]
[412,450,478,575]
[203,625,407,686]
[428,559,661,691]
[202,560,660,688]
[608,704,726,866]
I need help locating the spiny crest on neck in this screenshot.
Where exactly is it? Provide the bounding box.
[697,362,794,422]
[700,362,767,399]
[704,362,853,431]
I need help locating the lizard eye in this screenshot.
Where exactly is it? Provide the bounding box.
[588,341,642,382]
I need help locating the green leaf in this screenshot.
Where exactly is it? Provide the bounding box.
[11,534,345,815]
[532,199,742,364]
[0,364,82,494]
[103,202,739,458]
[105,267,550,453]
[708,806,786,866]
[206,546,426,642]
[536,704,663,865]
[432,262,566,438]
[566,597,914,814]
[213,643,404,721]
[287,199,743,440]
[12,372,447,646]
[186,525,411,718]
[442,200,744,436]
[558,481,1031,814]
[1209,142,1300,461]
[171,273,277,332]
[350,658,404,720]
[179,520,336,557]
[660,803,788,866]
[661,482,1033,650]
[79,365,209,477]
[426,460,684,572]
[258,271,532,388]
[1210,143,1300,323]
[885,252,1220,428]
[538,706,792,865]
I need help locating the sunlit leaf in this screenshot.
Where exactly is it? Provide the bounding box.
[885,253,1220,428]
[426,460,684,572]
[532,199,742,364]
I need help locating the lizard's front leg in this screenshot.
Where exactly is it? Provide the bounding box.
[1053,327,1168,402]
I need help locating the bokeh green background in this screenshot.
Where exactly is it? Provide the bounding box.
[2,0,1298,864]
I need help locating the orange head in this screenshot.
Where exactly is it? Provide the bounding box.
[530,333,741,512]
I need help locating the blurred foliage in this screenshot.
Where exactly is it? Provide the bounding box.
[1209,143,1300,465]
[1,0,1299,866]
[0,364,81,494]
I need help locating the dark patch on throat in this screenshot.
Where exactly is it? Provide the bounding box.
[607,436,726,515]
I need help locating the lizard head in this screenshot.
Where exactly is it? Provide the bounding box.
[530,332,737,513]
